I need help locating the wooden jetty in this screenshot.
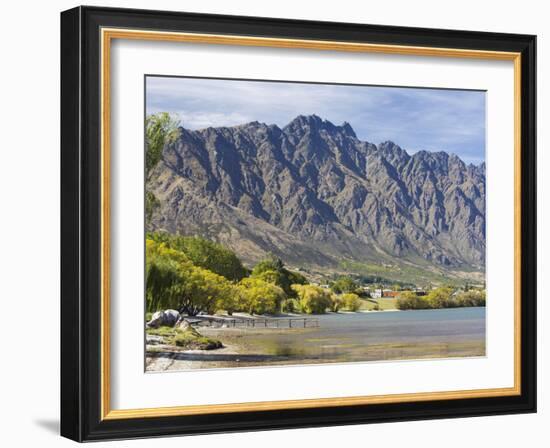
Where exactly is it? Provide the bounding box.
[190,315,319,329]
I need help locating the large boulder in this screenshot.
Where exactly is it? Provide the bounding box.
[146,309,180,328]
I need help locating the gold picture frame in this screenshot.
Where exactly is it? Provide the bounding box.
[61,6,536,441]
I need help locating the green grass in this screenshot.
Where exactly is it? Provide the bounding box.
[173,326,223,349]
[146,325,222,350]
[359,298,398,311]
[146,325,176,337]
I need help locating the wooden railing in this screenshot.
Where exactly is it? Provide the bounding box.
[191,316,320,329]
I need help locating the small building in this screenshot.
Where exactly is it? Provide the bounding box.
[382,290,399,298]
[372,288,398,299]
[371,288,383,299]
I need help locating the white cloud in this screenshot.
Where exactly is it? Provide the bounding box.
[146,76,486,163]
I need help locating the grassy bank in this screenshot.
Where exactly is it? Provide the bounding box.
[147,325,222,350]
[359,298,398,311]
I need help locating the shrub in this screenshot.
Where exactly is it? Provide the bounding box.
[455,289,486,307]
[173,327,222,350]
[396,287,486,309]
[396,291,431,310]
[238,277,286,315]
[425,287,454,308]
[341,293,361,311]
[292,284,332,314]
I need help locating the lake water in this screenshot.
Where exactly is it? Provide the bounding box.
[147,307,486,370]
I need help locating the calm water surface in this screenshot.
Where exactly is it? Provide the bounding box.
[149,307,486,370]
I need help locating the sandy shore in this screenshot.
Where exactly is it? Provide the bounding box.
[146,343,241,371]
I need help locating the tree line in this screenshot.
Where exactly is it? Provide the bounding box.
[145,232,365,316]
[395,287,486,310]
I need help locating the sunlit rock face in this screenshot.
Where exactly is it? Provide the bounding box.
[147,115,485,271]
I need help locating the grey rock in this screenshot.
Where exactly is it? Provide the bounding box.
[146,335,164,345]
[147,115,485,272]
[146,309,180,328]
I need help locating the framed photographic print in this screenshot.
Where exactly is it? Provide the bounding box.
[60,6,536,442]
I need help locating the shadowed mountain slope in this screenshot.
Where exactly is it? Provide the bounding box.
[147,115,485,273]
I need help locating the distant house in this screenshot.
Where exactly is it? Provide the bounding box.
[372,288,398,299]
[382,290,399,298]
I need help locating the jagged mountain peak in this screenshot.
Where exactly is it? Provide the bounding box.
[284,114,324,128]
[376,141,410,165]
[283,115,358,139]
[150,117,485,272]
[341,121,357,138]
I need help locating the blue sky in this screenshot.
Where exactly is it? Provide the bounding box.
[146,76,486,165]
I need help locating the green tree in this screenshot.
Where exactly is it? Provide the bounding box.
[281,298,300,313]
[252,256,284,275]
[145,112,180,220]
[341,293,361,311]
[425,287,454,308]
[455,289,486,307]
[287,270,309,287]
[238,277,286,315]
[148,232,248,281]
[145,238,236,316]
[330,276,358,294]
[145,112,180,178]
[291,284,332,314]
[145,239,192,312]
[396,291,430,310]
[251,255,307,297]
[253,269,284,288]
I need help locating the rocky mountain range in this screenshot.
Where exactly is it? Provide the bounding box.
[147,114,485,276]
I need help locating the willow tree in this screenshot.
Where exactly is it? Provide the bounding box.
[148,232,248,281]
[145,239,237,316]
[145,112,180,221]
[145,239,191,312]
